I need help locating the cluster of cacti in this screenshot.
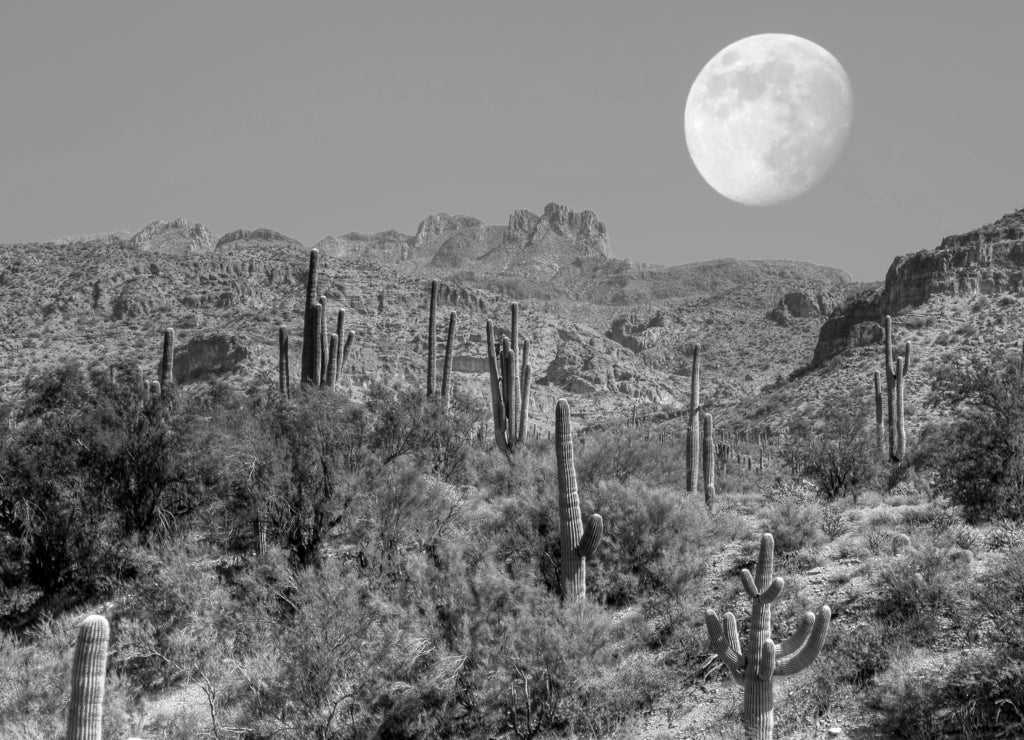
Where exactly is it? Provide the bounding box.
[686,343,701,492]
[706,533,831,740]
[486,302,531,456]
[555,399,603,602]
[425,280,458,409]
[66,614,110,740]
[290,248,354,392]
[882,315,910,462]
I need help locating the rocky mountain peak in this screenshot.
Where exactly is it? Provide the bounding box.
[215,228,303,251]
[413,213,485,249]
[129,218,216,255]
[503,202,610,259]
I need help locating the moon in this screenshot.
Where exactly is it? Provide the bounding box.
[684,33,853,206]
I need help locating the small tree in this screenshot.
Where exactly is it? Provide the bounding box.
[783,397,881,502]
[925,348,1024,522]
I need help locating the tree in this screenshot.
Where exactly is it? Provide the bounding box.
[925,349,1024,523]
[783,396,881,502]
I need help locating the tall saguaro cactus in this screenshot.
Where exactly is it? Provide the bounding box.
[441,310,457,410]
[706,533,831,740]
[686,343,702,492]
[318,295,328,385]
[486,304,531,457]
[66,614,110,740]
[555,399,603,602]
[300,249,320,386]
[873,370,883,455]
[883,315,910,462]
[278,325,290,398]
[325,333,339,389]
[427,280,438,396]
[702,413,716,510]
[159,327,175,395]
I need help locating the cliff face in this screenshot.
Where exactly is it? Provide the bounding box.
[812,207,1024,365]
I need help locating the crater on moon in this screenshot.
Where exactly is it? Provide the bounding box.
[684,34,853,206]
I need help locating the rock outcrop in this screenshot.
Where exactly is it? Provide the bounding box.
[215,228,304,252]
[172,334,249,383]
[812,207,1024,365]
[130,219,216,256]
[314,230,413,262]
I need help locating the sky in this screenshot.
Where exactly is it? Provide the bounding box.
[1,1,1023,281]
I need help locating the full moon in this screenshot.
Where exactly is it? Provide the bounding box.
[684,33,853,206]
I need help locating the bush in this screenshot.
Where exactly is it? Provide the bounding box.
[765,499,825,555]
[927,350,1024,522]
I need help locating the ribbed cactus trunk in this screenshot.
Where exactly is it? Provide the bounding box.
[66,614,109,740]
[686,343,702,492]
[873,370,883,455]
[159,327,174,395]
[895,357,906,461]
[703,413,715,510]
[325,333,339,389]
[311,303,323,387]
[441,310,457,410]
[883,316,911,462]
[518,338,532,444]
[278,325,290,398]
[555,399,603,603]
[706,534,831,740]
[510,302,520,440]
[341,330,355,374]
[333,309,345,382]
[301,249,320,386]
[427,280,438,397]
[318,295,328,386]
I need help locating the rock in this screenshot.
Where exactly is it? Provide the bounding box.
[172,334,249,383]
[315,229,413,262]
[215,227,304,252]
[130,218,216,256]
[773,290,838,319]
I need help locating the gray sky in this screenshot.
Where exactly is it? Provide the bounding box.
[1,1,1022,281]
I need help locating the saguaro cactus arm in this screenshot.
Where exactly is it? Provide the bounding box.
[775,607,831,677]
[705,610,745,682]
[66,614,109,740]
[577,513,603,558]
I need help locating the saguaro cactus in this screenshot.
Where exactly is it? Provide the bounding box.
[883,315,910,462]
[66,614,110,740]
[159,327,174,395]
[441,310,457,409]
[485,305,531,457]
[278,325,290,398]
[333,309,346,382]
[318,295,328,385]
[555,399,603,602]
[325,333,339,389]
[702,413,716,510]
[311,302,323,387]
[341,330,355,374]
[873,370,883,455]
[894,356,906,461]
[706,533,831,740]
[427,279,438,396]
[686,343,702,492]
[300,249,320,386]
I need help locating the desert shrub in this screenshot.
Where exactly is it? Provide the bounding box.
[586,480,710,607]
[764,499,824,555]
[575,429,683,488]
[875,541,971,642]
[927,349,1024,522]
[783,395,882,502]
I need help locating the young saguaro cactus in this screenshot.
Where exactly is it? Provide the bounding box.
[702,412,715,510]
[555,399,603,602]
[66,614,110,740]
[686,343,702,492]
[325,333,339,390]
[706,533,831,740]
[300,248,320,386]
[883,315,910,462]
[485,304,531,457]
[159,327,175,395]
